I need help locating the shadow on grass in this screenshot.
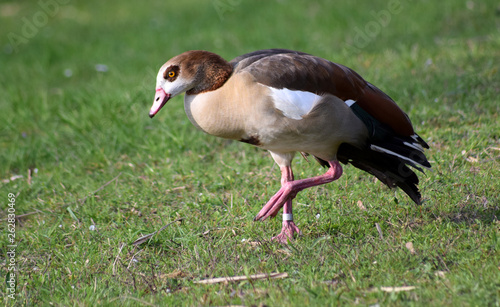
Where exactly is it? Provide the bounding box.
[426,196,499,226]
[439,205,499,225]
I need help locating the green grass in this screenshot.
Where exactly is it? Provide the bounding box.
[1,0,499,305]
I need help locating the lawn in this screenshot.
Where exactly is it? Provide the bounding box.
[1,0,499,306]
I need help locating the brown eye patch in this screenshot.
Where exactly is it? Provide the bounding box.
[163,65,180,81]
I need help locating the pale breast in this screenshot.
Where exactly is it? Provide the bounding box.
[183,72,267,141]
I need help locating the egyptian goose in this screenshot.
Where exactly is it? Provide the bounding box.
[149,49,430,243]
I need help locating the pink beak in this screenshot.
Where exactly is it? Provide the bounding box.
[149,88,171,118]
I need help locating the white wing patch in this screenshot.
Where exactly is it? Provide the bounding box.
[344,99,356,107]
[269,87,322,120]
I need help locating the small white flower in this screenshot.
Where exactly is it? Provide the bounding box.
[89,225,96,231]
[315,213,320,219]
[95,64,108,72]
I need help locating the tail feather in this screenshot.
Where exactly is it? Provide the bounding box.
[370,144,429,170]
[411,134,430,149]
[331,142,429,205]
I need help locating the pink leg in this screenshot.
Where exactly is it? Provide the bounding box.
[271,196,302,244]
[255,160,343,222]
[269,166,294,219]
[270,166,301,243]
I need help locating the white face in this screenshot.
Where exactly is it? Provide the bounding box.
[150,63,198,118]
[156,65,192,97]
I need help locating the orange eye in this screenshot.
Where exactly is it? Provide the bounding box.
[168,71,175,78]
